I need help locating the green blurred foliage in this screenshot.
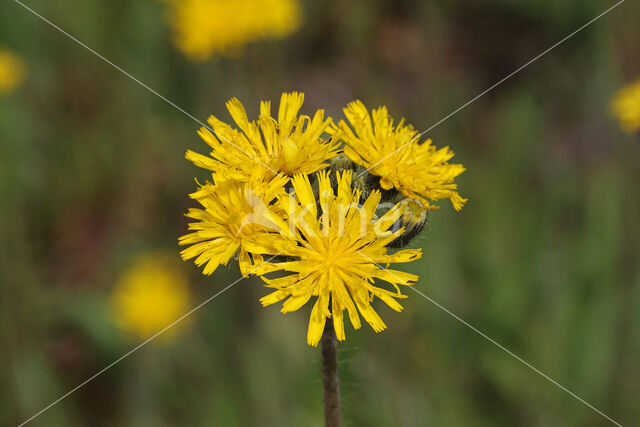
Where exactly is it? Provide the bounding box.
[1,0,639,426]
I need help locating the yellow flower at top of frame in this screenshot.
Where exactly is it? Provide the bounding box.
[186,92,339,186]
[0,48,25,95]
[163,0,302,61]
[110,252,192,341]
[250,170,423,346]
[333,101,467,211]
[611,77,640,133]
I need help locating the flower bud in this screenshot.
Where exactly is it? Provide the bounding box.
[388,198,428,248]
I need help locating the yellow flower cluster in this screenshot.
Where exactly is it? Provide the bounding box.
[0,48,25,95]
[162,0,301,61]
[611,78,640,133]
[111,253,192,341]
[181,92,466,345]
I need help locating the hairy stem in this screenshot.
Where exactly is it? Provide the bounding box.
[321,318,341,427]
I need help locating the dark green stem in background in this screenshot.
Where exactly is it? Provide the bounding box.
[321,318,341,427]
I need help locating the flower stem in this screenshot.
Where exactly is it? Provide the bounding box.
[321,317,341,427]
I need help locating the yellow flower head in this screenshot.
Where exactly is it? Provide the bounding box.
[0,48,25,95]
[252,170,423,346]
[164,0,301,61]
[335,101,467,211]
[111,253,191,340]
[179,174,288,276]
[186,92,339,185]
[611,78,640,133]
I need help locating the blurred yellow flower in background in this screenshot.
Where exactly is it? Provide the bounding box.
[334,101,467,211]
[611,78,640,133]
[0,48,25,95]
[111,253,192,340]
[163,0,301,61]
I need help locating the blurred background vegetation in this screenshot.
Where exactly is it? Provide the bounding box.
[1,0,639,426]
